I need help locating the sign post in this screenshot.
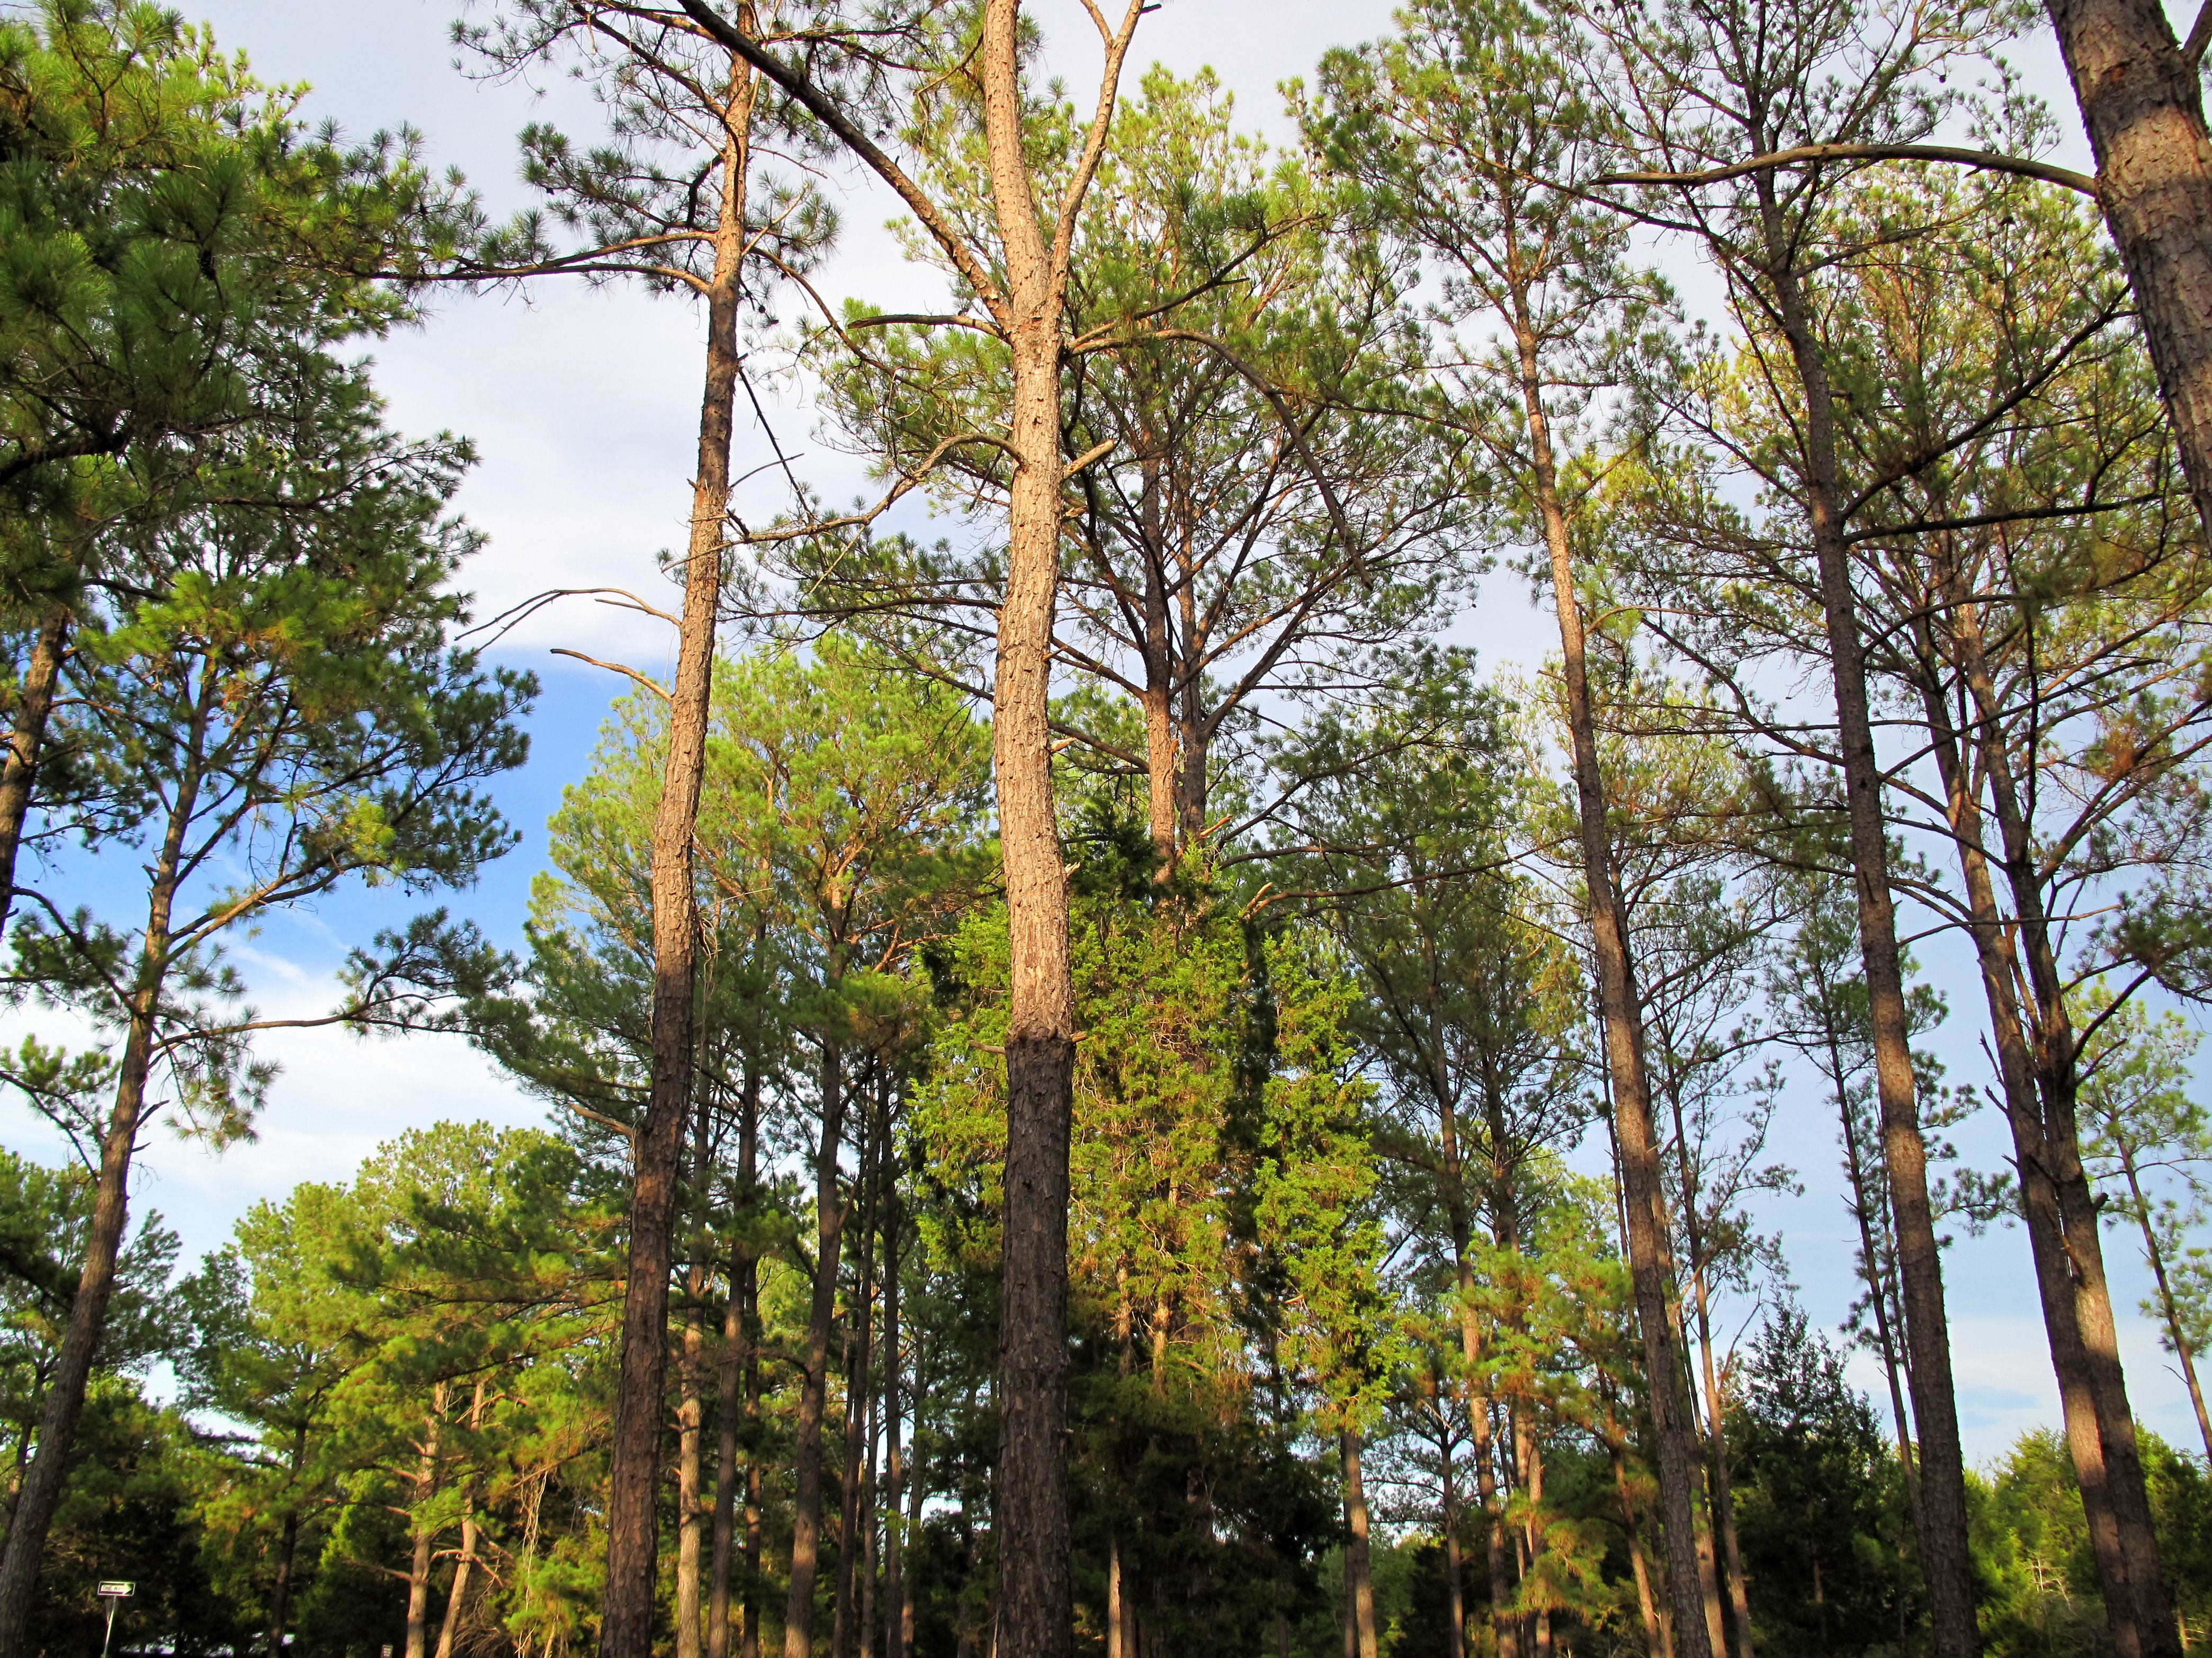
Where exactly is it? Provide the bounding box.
[96,1581,132,1658]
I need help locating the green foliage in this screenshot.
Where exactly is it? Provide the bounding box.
[1727,1307,1921,1655]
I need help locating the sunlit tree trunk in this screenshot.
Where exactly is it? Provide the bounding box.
[2046,0,2212,543]
[1511,300,1713,1658]
[1747,178,1976,1658]
[601,53,756,1658]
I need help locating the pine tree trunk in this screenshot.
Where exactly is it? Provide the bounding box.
[1667,1088,1754,1658]
[786,1035,849,1658]
[2045,0,2212,542]
[1750,184,1976,1658]
[267,1507,300,1656]
[680,1293,708,1658]
[434,1380,488,1658]
[1136,446,1179,871]
[983,0,1080,1640]
[1611,1439,1669,1658]
[2120,1150,2212,1462]
[861,1386,880,1658]
[600,57,755,1658]
[1341,1428,1380,1658]
[1936,596,2179,1658]
[1443,1430,1468,1658]
[883,1148,906,1658]
[710,1069,759,1658]
[1825,1015,1924,1532]
[433,1510,478,1658]
[0,602,68,938]
[1512,312,1713,1658]
[0,675,211,1645]
[406,1518,434,1658]
[835,1108,879,1658]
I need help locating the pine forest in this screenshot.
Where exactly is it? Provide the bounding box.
[12,0,2212,1655]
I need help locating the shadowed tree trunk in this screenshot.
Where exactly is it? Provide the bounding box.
[1341,1428,1379,1658]
[786,1036,850,1658]
[0,683,210,1638]
[710,1068,760,1658]
[0,602,69,938]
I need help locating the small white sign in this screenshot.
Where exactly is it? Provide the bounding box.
[96,1581,133,1598]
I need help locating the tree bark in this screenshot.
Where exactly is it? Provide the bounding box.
[433,1511,479,1658]
[434,1379,488,1658]
[1514,310,1714,1658]
[1136,446,1180,871]
[0,669,211,1646]
[981,0,1081,1648]
[406,1510,434,1658]
[883,1132,906,1658]
[1340,1428,1380,1658]
[711,1068,759,1658]
[680,1286,708,1658]
[1822,1002,1924,1533]
[786,1035,849,1658]
[0,603,68,938]
[1611,1438,1670,1658]
[2044,0,2212,543]
[1751,182,1977,1658]
[600,55,755,1658]
[2117,1143,2212,1462]
[1664,1088,1753,1658]
[1936,587,2179,1658]
[267,1506,300,1656]
[835,1105,879,1658]
[1443,1421,1468,1658]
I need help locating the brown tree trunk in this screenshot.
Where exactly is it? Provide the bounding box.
[267,1507,300,1656]
[433,1511,479,1658]
[1824,1009,1925,1532]
[0,603,68,938]
[0,675,210,1644]
[406,1516,435,1658]
[2119,1145,2212,1462]
[902,1341,926,1658]
[1937,596,2179,1658]
[2045,0,2212,543]
[835,1105,879,1658]
[1611,1438,1670,1658]
[681,1276,708,1658]
[1341,1428,1380,1658]
[981,3,1082,1650]
[711,1069,760,1658]
[1750,187,1977,1658]
[1666,1088,1754,1658]
[883,1137,906,1658]
[600,58,755,1658]
[1513,312,1714,1658]
[786,1035,850,1658]
[1136,446,1179,872]
[434,1379,488,1658]
[861,1386,880,1658]
[1442,1426,1468,1658]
